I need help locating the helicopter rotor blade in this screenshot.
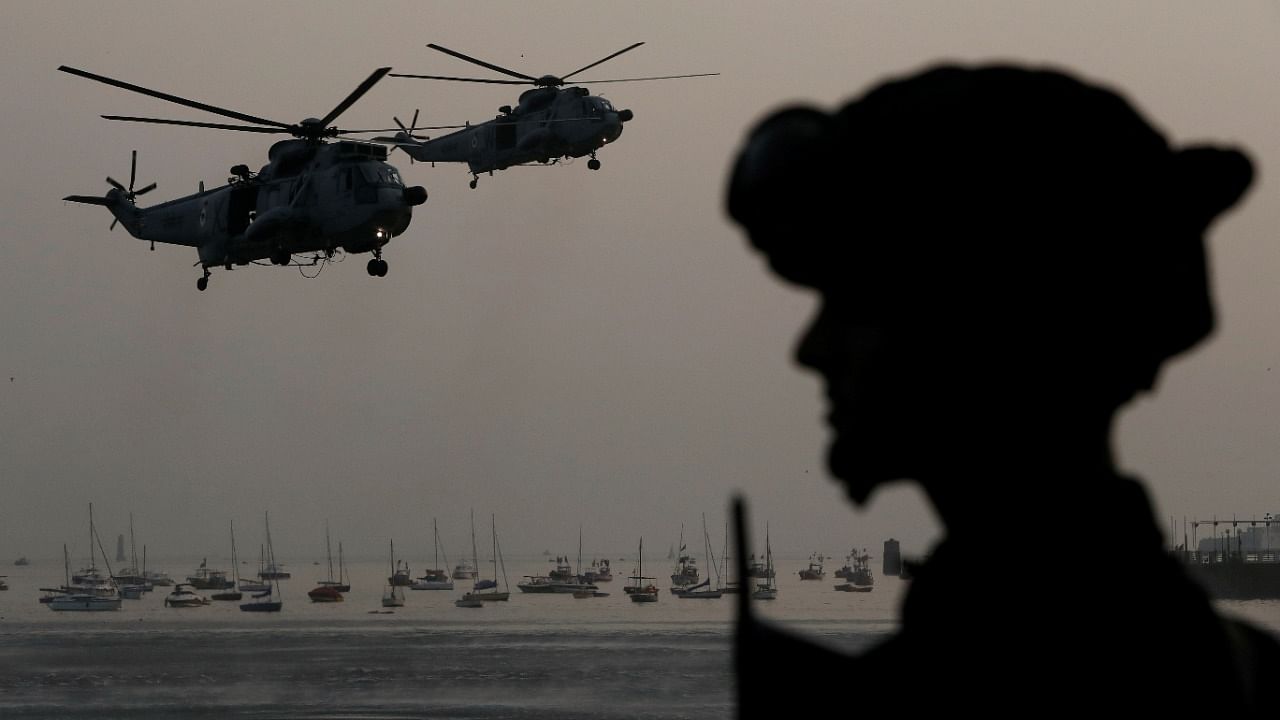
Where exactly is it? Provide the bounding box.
[106,177,127,192]
[559,42,645,82]
[335,124,464,135]
[425,44,538,82]
[411,109,420,132]
[58,66,290,129]
[109,217,119,231]
[316,67,392,129]
[129,150,137,192]
[388,73,528,85]
[133,182,157,196]
[100,115,291,133]
[575,72,721,84]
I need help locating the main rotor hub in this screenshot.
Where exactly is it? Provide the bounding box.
[534,75,564,88]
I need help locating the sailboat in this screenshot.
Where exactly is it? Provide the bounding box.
[309,521,344,602]
[240,512,283,612]
[629,537,658,603]
[751,523,778,600]
[721,519,741,594]
[238,546,271,593]
[452,509,479,580]
[411,519,453,590]
[112,513,151,597]
[382,539,405,607]
[48,505,122,611]
[211,521,244,601]
[518,527,599,594]
[678,514,723,599]
[468,514,510,602]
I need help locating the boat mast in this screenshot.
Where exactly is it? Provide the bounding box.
[265,511,280,597]
[230,521,241,585]
[490,513,498,586]
[470,508,479,576]
[129,513,138,573]
[325,520,335,583]
[63,543,70,587]
[702,513,720,589]
[339,542,346,584]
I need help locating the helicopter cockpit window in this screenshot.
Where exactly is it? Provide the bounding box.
[357,165,403,187]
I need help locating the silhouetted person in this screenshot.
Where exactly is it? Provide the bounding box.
[727,65,1278,714]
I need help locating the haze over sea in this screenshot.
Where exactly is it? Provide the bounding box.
[3,555,1278,719]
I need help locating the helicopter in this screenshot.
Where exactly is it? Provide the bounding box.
[383,43,717,188]
[59,65,438,291]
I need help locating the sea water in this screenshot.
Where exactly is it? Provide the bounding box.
[1,556,1275,718]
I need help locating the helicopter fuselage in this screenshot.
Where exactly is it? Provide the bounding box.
[397,87,631,174]
[101,140,426,268]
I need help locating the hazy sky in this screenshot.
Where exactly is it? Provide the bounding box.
[3,2,1278,566]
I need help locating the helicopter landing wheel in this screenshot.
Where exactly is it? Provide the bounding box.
[587,158,601,171]
[271,250,290,266]
[469,177,478,189]
[367,258,388,277]
[377,260,388,277]
[197,276,209,292]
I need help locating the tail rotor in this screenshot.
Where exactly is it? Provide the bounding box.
[105,150,156,230]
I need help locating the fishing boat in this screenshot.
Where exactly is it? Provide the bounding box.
[164,583,211,607]
[584,558,613,583]
[187,559,234,590]
[836,548,874,592]
[473,514,511,601]
[454,592,484,608]
[547,555,574,582]
[670,524,700,588]
[411,519,454,590]
[0,576,7,591]
[14,557,30,566]
[240,512,283,612]
[798,552,826,580]
[211,522,245,601]
[629,538,659,603]
[751,524,778,600]
[309,522,345,602]
[382,540,406,607]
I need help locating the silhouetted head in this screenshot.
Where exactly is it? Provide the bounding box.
[728,65,1252,506]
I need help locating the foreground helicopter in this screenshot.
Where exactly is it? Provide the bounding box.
[384,43,717,188]
[60,66,435,291]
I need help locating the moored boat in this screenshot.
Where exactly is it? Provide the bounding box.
[310,522,345,602]
[751,524,779,600]
[411,520,454,589]
[165,583,211,607]
[628,538,658,603]
[240,512,283,612]
[798,552,825,580]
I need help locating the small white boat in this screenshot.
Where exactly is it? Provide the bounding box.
[164,583,210,607]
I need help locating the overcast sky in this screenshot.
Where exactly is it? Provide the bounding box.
[2,2,1278,566]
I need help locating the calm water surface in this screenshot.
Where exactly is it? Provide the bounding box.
[2,556,1275,718]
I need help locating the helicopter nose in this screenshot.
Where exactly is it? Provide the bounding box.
[402,186,428,206]
[618,108,633,123]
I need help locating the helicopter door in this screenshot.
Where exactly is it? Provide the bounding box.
[495,119,516,151]
[227,185,259,236]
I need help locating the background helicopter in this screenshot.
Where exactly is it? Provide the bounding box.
[59,66,437,291]
[384,43,717,188]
